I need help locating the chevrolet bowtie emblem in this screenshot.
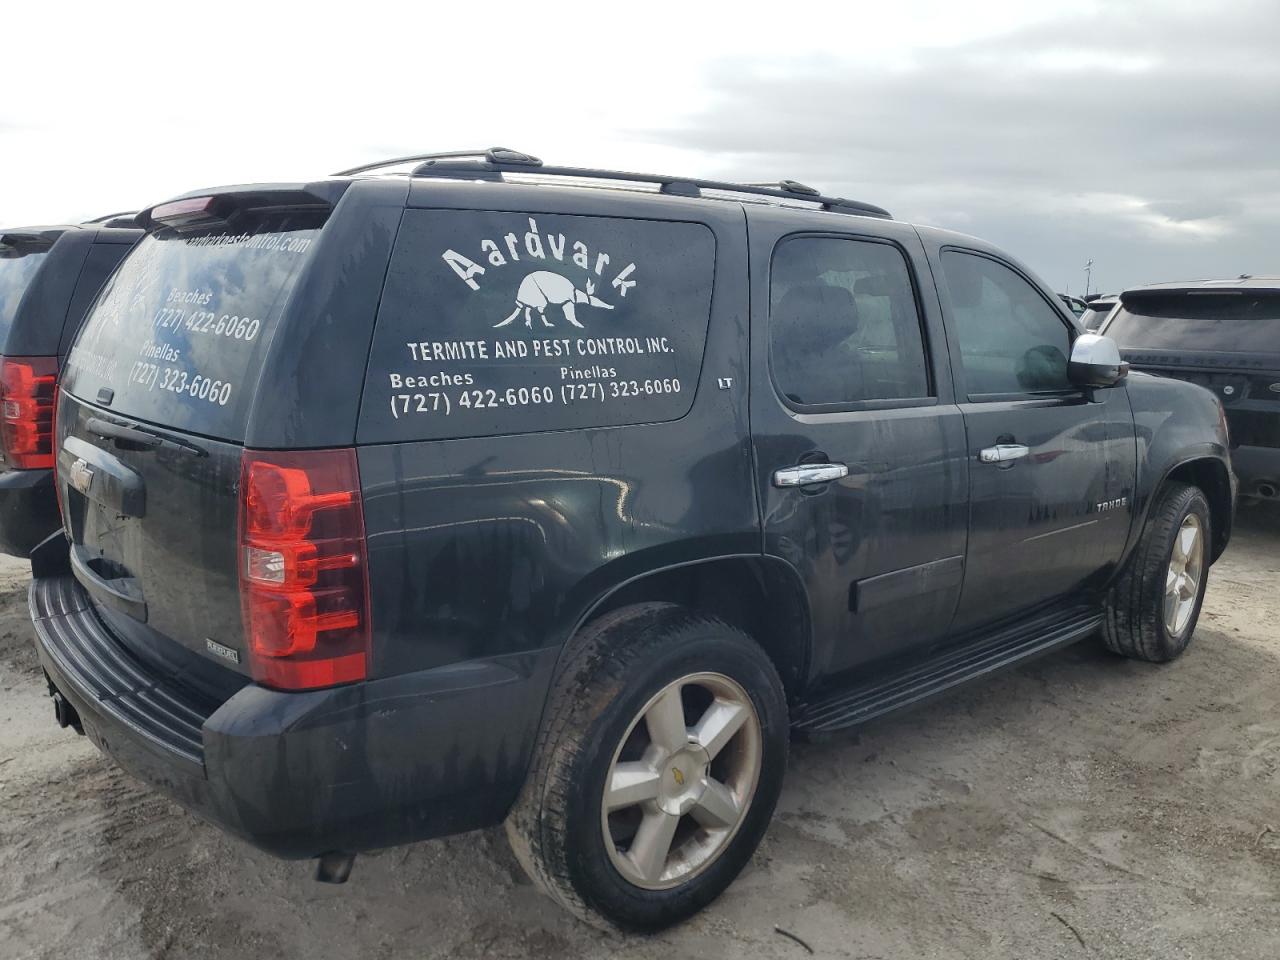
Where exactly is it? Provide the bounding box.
[672,767,685,786]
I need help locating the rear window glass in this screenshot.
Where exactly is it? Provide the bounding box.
[1080,304,1114,330]
[1107,293,1280,353]
[59,242,138,355]
[63,212,322,441]
[0,249,50,344]
[359,210,715,442]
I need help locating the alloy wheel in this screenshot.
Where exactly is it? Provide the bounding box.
[1165,513,1204,636]
[601,672,763,890]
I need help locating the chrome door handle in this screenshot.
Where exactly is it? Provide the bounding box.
[773,463,849,487]
[979,444,1030,464]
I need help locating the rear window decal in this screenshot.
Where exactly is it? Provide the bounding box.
[498,271,612,329]
[442,218,639,331]
[360,211,714,442]
[63,216,321,441]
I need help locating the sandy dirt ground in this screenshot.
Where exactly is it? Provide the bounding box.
[1,511,1277,960]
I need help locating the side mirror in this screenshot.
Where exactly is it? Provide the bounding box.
[1068,333,1128,388]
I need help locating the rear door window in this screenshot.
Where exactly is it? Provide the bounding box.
[1106,293,1280,353]
[358,210,715,442]
[63,212,323,441]
[0,248,51,345]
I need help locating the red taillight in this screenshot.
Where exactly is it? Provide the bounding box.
[0,356,58,470]
[238,448,371,691]
[53,384,65,527]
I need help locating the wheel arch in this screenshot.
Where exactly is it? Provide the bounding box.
[570,554,814,703]
[1162,456,1233,561]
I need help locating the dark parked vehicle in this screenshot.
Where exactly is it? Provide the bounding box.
[1059,293,1089,318]
[29,150,1233,930]
[0,218,140,555]
[1103,278,1278,503]
[1080,294,1118,331]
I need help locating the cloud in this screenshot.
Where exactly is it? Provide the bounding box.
[641,0,1280,291]
[1,0,1275,293]
[1146,198,1243,223]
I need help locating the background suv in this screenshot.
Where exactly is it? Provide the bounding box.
[0,217,140,555]
[1103,278,1277,503]
[1080,293,1118,331]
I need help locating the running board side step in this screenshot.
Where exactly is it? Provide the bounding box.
[792,605,1104,740]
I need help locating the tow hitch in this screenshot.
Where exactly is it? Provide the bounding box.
[44,672,84,735]
[51,691,83,735]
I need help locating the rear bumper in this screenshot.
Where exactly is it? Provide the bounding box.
[29,573,556,859]
[1232,444,1280,498]
[0,468,58,557]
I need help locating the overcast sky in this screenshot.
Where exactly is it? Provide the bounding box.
[2,0,1275,294]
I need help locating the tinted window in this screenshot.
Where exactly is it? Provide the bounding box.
[63,212,322,441]
[941,250,1071,396]
[1106,293,1280,353]
[1080,302,1115,331]
[358,210,715,442]
[770,237,930,405]
[59,241,138,355]
[0,250,50,344]
[1061,295,1087,317]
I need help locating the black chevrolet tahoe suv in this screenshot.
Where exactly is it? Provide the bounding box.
[0,217,141,555]
[1102,278,1277,504]
[29,149,1233,931]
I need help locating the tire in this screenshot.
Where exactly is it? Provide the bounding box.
[1103,482,1211,662]
[505,603,789,931]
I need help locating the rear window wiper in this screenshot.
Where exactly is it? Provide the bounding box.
[85,417,208,457]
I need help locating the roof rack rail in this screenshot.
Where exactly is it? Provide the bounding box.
[406,150,892,219]
[82,210,138,224]
[745,180,822,198]
[333,147,541,177]
[83,211,140,228]
[335,146,891,219]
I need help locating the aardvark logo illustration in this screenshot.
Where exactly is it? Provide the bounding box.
[499,271,613,329]
[441,217,638,331]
